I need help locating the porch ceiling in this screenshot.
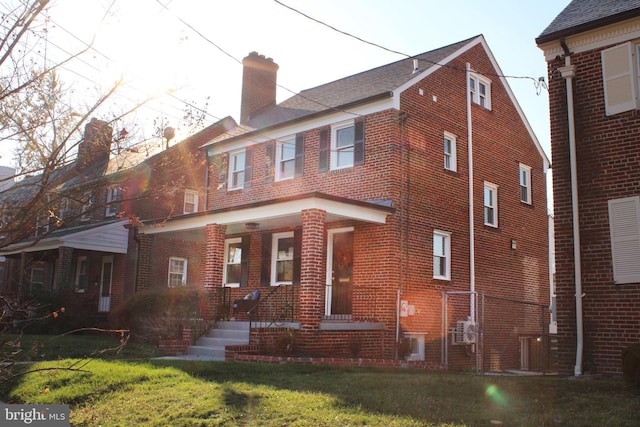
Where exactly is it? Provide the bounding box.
[141,192,394,236]
[0,219,130,256]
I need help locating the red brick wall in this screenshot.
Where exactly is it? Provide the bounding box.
[547,46,640,375]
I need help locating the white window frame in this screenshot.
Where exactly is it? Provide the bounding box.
[433,230,451,280]
[105,187,121,217]
[228,149,246,191]
[444,131,457,172]
[31,267,44,291]
[223,237,242,287]
[331,120,355,170]
[168,257,188,287]
[519,163,532,204]
[75,256,88,292]
[271,231,294,286]
[183,189,199,214]
[484,182,498,227]
[275,136,296,181]
[469,73,492,110]
[608,196,640,284]
[81,192,94,221]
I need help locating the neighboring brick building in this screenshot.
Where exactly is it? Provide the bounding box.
[537,0,640,375]
[0,116,235,317]
[142,36,551,370]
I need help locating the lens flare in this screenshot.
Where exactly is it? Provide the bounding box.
[485,384,508,407]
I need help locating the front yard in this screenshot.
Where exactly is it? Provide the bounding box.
[1,353,638,426]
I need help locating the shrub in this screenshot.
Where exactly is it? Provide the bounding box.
[109,286,211,344]
[622,343,640,390]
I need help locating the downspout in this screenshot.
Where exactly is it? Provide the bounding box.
[466,63,476,321]
[558,51,583,376]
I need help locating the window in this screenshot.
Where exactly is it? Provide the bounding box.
[228,149,246,190]
[75,256,89,292]
[105,187,122,217]
[81,192,94,221]
[484,182,498,227]
[183,190,198,214]
[469,73,491,109]
[444,132,457,171]
[321,120,364,171]
[272,231,294,285]
[601,42,638,116]
[608,196,640,284]
[433,230,451,280]
[519,164,532,204]
[276,137,296,181]
[31,267,44,291]
[168,257,187,287]
[224,238,243,286]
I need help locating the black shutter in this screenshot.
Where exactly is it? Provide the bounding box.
[244,147,253,188]
[264,141,274,183]
[354,119,365,166]
[295,134,305,177]
[293,228,302,285]
[219,153,228,189]
[260,233,272,286]
[318,129,329,172]
[240,235,251,287]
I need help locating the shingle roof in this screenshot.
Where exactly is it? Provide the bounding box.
[537,0,640,44]
[243,36,480,130]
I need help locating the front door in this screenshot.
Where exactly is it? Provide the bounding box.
[98,255,113,312]
[326,228,354,317]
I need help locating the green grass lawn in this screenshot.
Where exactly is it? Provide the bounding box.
[2,357,638,427]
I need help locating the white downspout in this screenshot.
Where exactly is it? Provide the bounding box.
[466,63,476,321]
[559,58,583,376]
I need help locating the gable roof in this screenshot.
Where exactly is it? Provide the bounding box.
[536,0,640,44]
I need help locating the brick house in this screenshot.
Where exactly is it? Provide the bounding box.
[0,116,235,318]
[141,35,551,370]
[537,0,640,375]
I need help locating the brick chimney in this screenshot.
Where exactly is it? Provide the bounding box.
[77,118,113,170]
[240,52,279,124]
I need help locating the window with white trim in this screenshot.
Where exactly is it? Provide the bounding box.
[168,257,187,287]
[519,164,532,204]
[608,196,640,284]
[331,121,356,170]
[105,187,122,217]
[31,267,44,290]
[484,182,498,227]
[228,149,246,190]
[433,230,451,280]
[81,192,94,221]
[444,132,457,171]
[469,73,491,109]
[224,237,242,287]
[276,137,296,181]
[183,190,198,214]
[272,231,294,285]
[75,256,88,292]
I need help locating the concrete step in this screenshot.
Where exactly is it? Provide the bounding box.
[187,345,226,360]
[186,321,251,361]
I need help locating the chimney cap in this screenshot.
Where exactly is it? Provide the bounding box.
[243,51,279,70]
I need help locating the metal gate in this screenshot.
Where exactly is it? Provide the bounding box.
[442,291,556,374]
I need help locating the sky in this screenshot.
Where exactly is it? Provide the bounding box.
[4,0,571,206]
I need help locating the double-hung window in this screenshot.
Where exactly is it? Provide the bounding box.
[433,230,451,280]
[229,149,246,190]
[105,187,121,217]
[519,164,532,204]
[321,119,364,171]
[183,190,198,214]
[75,256,88,292]
[444,132,457,171]
[484,182,498,227]
[469,73,491,109]
[168,257,187,287]
[332,121,356,169]
[224,237,243,286]
[81,192,94,221]
[276,137,296,181]
[272,231,294,285]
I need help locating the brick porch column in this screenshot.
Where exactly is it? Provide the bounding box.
[135,234,153,291]
[298,208,326,330]
[55,246,74,290]
[202,223,226,286]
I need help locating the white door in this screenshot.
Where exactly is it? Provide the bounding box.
[98,255,114,312]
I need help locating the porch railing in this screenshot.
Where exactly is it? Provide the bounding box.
[247,285,296,329]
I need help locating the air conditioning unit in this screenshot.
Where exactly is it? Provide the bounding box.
[452,320,476,345]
